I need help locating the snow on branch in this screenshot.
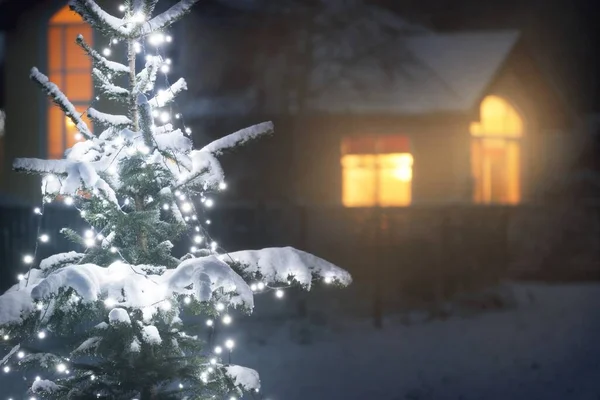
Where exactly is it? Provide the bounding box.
[148,78,187,108]
[13,158,72,175]
[139,0,201,36]
[12,158,118,205]
[30,68,93,140]
[68,0,133,38]
[225,365,261,392]
[223,247,353,289]
[88,108,132,128]
[31,379,61,394]
[135,56,161,94]
[177,150,224,189]
[76,35,129,75]
[92,68,129,101]
[201,122,274,156]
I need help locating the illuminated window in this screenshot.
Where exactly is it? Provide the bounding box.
[470,95,523,204]
[47,5,93,159]
[341,136,413,207]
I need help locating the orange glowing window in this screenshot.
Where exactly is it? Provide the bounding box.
[47,5,93,159]
[341,136,413,207]
[470,96,523,204]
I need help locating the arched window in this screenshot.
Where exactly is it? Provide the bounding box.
[470,95,523,204]
[47,5,93,159]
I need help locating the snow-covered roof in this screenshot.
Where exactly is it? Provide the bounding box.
[308,30,520,115]
[184,4,519,118]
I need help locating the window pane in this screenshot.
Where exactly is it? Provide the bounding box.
[470,95,522,204]
[65,73,92,101]
[48,105,64,159]
[378,154,412,206]
[342,154,376,207]
[48,27,63,72]
[66,25,92,70]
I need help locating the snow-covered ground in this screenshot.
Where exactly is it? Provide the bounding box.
[228,283,600,400]
[2,283,599,399]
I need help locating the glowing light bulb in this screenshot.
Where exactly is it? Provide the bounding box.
[90,374,96,380]
[97,233,104,241]
[64,196,74,206]
[230,397,237,400]
[214,346,222,354]
[210,358,217,365]
[160,112,170,123]
[23,255,34,264]
[162,203,170,210]
[210,241,218,251]
[112,38,118,44]
[225,339,234,349]
[166,35,172,42]
[84,230,94,238]
[257,282,265,291]
[17,351,24,359]
[193,235,203,244]
[131,12,145,23]
[179,383,183,389]
[17,274,24,281]
[85,238,95,247]
[250,284,258,291]
[216,303,225,311]
[222,315,232,325]
[148,33,165,46]
[3,366,10,373]
[175,113,181,119]
[80,210,87,217]
[104,298,116,308]
[205,199,214,208]
[219,182,227,190]
[74,133,83,141]
[185,127,192,135]
[276,289,284,298]
[181,202,192,213]
[2,334,8,340]
[56,363,67,373]
[37,331,46,339]
[39,234,49,243]
[34,207,41,215]
[206,220,211,225]
[166,58,172,65]
[206,319,214,327]
[36,303,44,310]
[324,276,333,284]
[102,48,111,56]
[183,296,191,304]
[118,4,125,12]
[160,64,170,74]
[190,246,197,253]
[110,247,117,253]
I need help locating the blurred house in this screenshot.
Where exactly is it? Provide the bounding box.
[0,0,598,298]
[0,0,578,207]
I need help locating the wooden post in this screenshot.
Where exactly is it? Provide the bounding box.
[373,207,383,329]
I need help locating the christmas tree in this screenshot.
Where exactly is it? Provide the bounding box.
[0,1,351,398]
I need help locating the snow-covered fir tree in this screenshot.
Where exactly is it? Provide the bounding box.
[0,1,351,398]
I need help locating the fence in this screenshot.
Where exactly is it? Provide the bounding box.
[1,203,599,314]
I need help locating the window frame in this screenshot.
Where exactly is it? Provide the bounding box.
[43,3,94,160]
